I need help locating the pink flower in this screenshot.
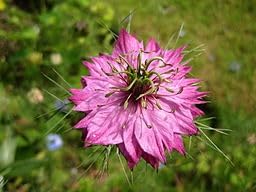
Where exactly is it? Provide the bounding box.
[70,29,206,169]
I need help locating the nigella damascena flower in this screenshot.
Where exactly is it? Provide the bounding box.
[70,29,206,169]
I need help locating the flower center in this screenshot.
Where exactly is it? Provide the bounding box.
[105,51,178,109]
[119,52,166,109]
[126,70,152,99]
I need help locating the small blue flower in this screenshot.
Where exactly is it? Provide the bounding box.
[229,61,241,72]
[46,134,63,151]
[54,99,69,112]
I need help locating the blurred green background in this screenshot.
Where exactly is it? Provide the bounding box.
[0,0,255,191]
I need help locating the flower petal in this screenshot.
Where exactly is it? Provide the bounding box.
[85,108,124,145]
[113,28,143,55]
[134,109,166,163]
[121,112,142,165]
[118,143,138,169]
[145,38,161,52]
[141,152,160,169]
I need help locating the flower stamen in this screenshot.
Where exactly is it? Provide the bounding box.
[136,78,156,100]
[124,93,133,109]
[145,56,168,70]
[121,77,138,91]
[118,54,134,70]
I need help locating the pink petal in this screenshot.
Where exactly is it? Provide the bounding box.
[145,38,161,52]
[162,46,186,65]
[113,28,143,56]
[83,106,127,145]
[134,109,166,163]
[141,152,160,169]
[118,143,138,169]
[172,134,185,155]
[69,88,87,105]
[121,115,142,165]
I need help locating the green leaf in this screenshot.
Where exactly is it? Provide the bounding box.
[0,130,16,169]
[0,158,48,177]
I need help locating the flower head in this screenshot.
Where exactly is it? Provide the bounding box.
[50,53,62,65]
[70,29,206,169]
[27,87,44,104]
[54,99,69,112]
[46,134,63,151]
